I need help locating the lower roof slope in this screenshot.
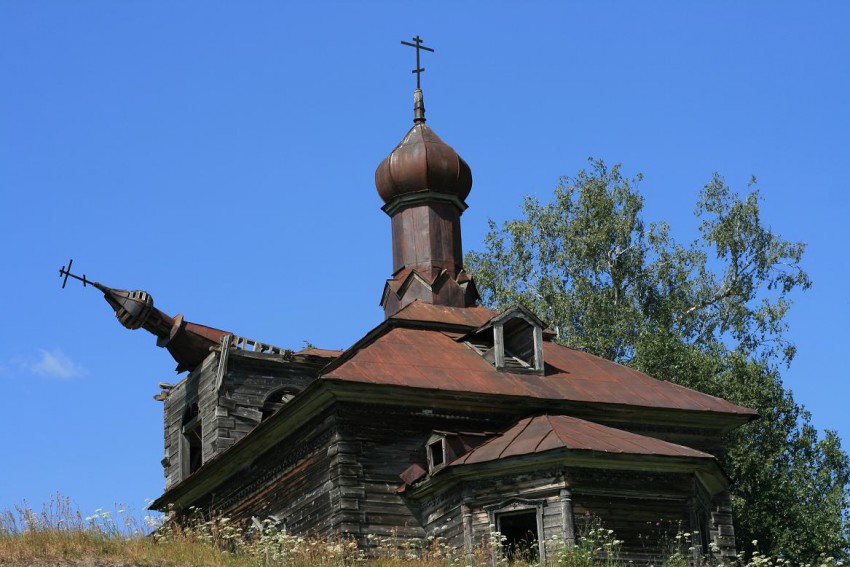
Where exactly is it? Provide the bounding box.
[452,414,713,466]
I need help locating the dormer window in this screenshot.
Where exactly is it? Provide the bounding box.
[426,434,446,472]
[422,431,495,477]
[464,305,546,374]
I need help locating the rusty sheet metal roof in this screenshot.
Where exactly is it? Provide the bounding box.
[322,326,757,417]
[451,415,713,466]
[389,300,496,328]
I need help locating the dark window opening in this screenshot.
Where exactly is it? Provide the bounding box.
[503,318,536,366]
[464,307,544,374]
[261,388,299,421]
[184,402,199,421]
[186,425,202,474]
[182,402,202,476]
[427,439,445,470]
[498,510,539,562]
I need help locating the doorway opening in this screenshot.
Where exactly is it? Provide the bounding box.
[497,510,539,562]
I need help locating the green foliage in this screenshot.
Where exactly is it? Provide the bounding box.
[554,521,623,566]
[467,161,646,361]
[466,158,850,562]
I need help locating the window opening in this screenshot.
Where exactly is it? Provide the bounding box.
[186,425,202,473]
[261,388,300,421]
[497,510,540,562]
[503,318,536,366]
[464,305,545,374]
[182,402,202,476]
[427,438,445,471]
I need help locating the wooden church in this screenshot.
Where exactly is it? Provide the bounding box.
[65,50,756,563]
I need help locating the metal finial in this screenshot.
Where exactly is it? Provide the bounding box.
[413,88,426,124]
[58,259,92,289]
[401,35,434,91]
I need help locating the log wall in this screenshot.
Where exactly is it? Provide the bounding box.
[161,350,319,490]
[335,402,512,545]
[190,412,339,534]
[161,386,737,563]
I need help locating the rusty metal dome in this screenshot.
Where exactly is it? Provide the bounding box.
[108,289,155,330]
[375,90,472,204]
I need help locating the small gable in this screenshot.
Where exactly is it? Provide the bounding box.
[464,305,545,374]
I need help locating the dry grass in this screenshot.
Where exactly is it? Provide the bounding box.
[0,495,238,567]
[1,533,241,567]
[2,495,846,567]
[0,495,487,567]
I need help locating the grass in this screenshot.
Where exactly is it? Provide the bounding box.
[1,495,846,567]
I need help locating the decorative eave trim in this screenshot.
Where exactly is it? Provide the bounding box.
[320,379,756,432]
[381,191,468,216]
[401,447,730,501]
[381,268,450,303]
[379,269,478,314]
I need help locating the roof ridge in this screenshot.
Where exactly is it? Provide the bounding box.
[534,426,557,453]
[499,416,534,459]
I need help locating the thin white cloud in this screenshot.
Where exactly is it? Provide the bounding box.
[28,349,87,380]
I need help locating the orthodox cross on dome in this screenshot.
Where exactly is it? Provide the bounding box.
[401,35,435,90]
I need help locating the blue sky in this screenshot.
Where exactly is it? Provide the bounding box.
[2,2,848,519]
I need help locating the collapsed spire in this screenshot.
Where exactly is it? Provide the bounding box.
[59,261,228,372]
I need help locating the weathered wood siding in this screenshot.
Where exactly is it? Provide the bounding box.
[467,471,565,563]
[161,350,319,490]
[162,376,736,563]
[709,490,737,560]
[416,492,466,551]
[212,352,318,451]
[191,412,339,534]
[408,466,718,564]
[335,403,512,543]
[567,469,697,564]
[162,354,215,489]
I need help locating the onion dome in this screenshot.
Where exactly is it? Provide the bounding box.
[103,288,156,330]
[58,262,234,373]
[375,89,472,204]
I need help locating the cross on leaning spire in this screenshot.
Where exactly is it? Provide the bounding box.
[58,258,92,289]
[401,35,434,90]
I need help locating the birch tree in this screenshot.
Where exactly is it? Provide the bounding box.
[466,159,849,561]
